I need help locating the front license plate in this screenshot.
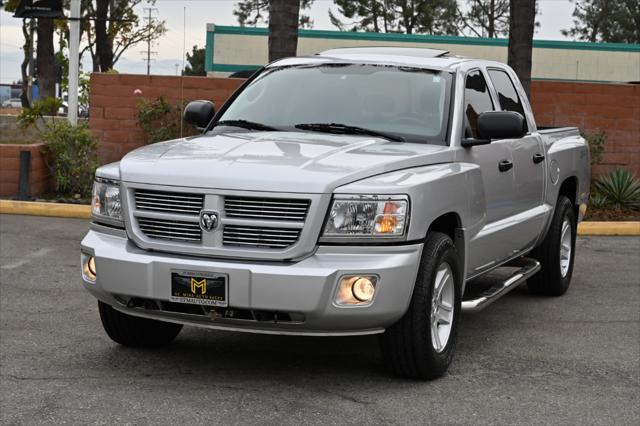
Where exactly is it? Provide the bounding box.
[170,270,228,307]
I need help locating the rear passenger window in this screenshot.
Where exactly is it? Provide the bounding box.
[487,69,527,126]
[463,70,494,139]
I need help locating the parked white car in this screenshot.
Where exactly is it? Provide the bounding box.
[2,98,22,108]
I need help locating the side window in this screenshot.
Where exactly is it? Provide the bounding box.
[463,70,494,139]
[487,69,528,131]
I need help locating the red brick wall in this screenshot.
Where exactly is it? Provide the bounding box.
[0,143,50,197]
[90,74,639,175]
[89,73,244,164]
[530,81,640,176]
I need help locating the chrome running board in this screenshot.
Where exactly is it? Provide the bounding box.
[462,257,541,313]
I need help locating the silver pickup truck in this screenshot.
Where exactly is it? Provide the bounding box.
[81,47,590,380]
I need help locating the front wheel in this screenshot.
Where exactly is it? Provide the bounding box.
[98,301,182,347]
[380,232,461,380]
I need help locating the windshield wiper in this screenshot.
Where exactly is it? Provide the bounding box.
[212,119,280,131]
[294,123,405,142]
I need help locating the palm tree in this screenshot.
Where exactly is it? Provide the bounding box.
[36,17,56,98]
[268,0,301,62]
[507,0,536,97]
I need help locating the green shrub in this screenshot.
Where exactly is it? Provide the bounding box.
[136,96,181,144]
[18,97,100,198]
[42,121,99,197]
[136,96,198,144]
[17,97,63,129]
[582,130,607,166]
[594,168,640,211]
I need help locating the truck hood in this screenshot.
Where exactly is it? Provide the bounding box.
[119,131,454,193]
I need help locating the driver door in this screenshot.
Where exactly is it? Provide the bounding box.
[459,69,518,276]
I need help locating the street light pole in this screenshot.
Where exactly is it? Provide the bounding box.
[67,0,81,125]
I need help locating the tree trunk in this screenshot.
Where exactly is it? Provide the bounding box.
[36,17,56,99]
[268,0,301,62]
[488,0,495,38]
[508,0,536,97]
[95,0,114,71]
[20,19,32,107]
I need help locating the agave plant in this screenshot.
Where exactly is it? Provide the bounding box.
[588,192,609,210]
[594,168,640,211]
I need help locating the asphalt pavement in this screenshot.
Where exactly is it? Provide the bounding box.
[1,214,639,425]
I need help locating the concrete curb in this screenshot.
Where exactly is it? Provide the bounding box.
[577,221,640,236]
[1,200,639,235]
[0,200,90,219]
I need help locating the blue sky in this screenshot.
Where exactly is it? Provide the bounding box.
[1,0,577,84]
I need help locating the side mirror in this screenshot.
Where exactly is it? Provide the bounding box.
[183,100,215,129]
[477,111,526,140]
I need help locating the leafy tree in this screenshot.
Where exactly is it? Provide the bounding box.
[507,0,536,97]
[234,0,314,28]
[184,45,205,76]
[562,0,640,44]
[82,0,167,72]
[268,0,302,61]
[459,0,510,38]
[329,0,459,35]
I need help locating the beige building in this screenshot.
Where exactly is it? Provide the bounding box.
[205,24,640,83]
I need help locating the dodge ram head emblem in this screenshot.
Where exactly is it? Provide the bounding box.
[199,210,219,232]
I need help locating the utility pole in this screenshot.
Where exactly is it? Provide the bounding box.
[142,8,158,75]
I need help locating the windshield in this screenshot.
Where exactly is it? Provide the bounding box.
[214,63,452,144]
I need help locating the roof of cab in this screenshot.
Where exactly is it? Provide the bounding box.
[268,46,472,71]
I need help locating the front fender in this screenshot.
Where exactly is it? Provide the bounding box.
[335,162,486,281]
[335,162,486,239]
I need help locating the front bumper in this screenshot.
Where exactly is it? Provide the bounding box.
[81,230,423,336]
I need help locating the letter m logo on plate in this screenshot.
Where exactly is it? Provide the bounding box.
[191,278,207,294]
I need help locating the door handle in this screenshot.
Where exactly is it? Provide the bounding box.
[498,160,513,172]
[533,153,545,164]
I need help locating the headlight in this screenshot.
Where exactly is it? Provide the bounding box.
[91,178,123,226]
[321,195,409,241]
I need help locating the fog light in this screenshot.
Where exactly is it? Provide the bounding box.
[352,277,375,301]
[88,257,96,275]
[335,275,377,305]
[82,254,96,282]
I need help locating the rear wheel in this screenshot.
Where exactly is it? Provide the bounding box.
[380,232,461,380]
[528,195,577,296]
[98,301,182,347]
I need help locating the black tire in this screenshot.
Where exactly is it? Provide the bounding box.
[98,301,182,347]
[528,196,577,296]
[380,232,462,380]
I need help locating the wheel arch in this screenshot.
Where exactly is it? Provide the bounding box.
[426,211,467,293]
[536,175,580,249]
[559,175,578,205]
[558,175,579,218]
[426,211,462,241]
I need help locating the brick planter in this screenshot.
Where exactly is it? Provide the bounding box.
[0,143,51,197]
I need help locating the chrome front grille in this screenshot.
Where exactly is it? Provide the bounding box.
[135,189,204,215]
[137,218,202,242]
[223,225,301,249]
[126,184,323,259]
[224,196,310,222]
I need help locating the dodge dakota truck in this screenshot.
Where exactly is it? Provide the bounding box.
[81,47,590,380]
